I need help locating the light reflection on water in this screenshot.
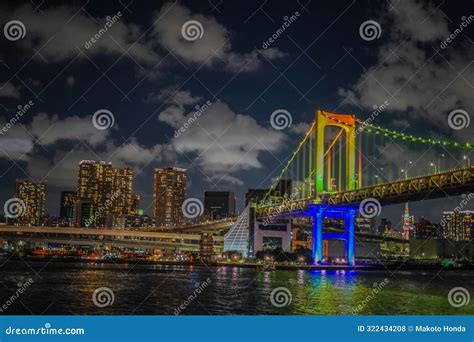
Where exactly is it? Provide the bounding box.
[0,260,473,315]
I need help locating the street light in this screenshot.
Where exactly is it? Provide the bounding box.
[430,162,437,174]
[438,153,445,172]
[463,155,471,168]
[405,161,412,179]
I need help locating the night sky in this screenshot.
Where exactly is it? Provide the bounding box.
[0,0,473,229]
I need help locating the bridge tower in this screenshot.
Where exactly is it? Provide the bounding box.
[315,110,356,193]
[312,110,357,266]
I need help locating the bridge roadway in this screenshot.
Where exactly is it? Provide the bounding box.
[0,226,224,252]
[257,167,474,218]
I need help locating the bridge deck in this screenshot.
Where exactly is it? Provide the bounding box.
[257,167,474,218]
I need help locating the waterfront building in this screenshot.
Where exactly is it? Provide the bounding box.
[442,211,473,241]
[204,191,236,220]
[199,233,214,260]
[224,206,250,257]
[76,160,133,228]
[15,179,46,226]
[153,167,186,227]
[76,160,113,227]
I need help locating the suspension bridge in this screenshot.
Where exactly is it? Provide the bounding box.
[244,109,474,265]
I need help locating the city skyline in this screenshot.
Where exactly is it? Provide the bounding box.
[3,157,472,237]
[0,0,472,228]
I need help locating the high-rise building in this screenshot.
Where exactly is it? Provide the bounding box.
[59,191,76,223]
[402,203,415,240]
[204,191,236,220]
[73,201,95,228]
[76,160,133,228]
[414,217,441,239]
[442,211,473,241]
[245,188,269,206]
[110,167,133,218]
[130,194,141,215]
[153,167,186,227]
[14,179,46,226]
